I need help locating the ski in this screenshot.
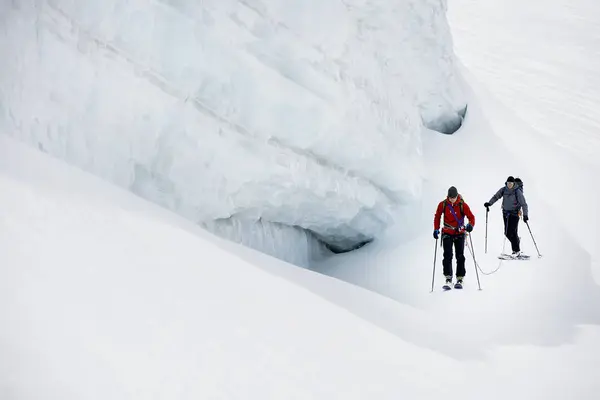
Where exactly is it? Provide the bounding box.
[498,253,531,260]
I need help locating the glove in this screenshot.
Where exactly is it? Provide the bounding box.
[523,215,529,222]
[433,229,439,240]
[466,224,473,232]
[484,202,491,208]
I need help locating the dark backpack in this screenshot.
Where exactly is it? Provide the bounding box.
[515,177,524,192]
[442,198,466,231]
[440,198,466,244]
[515,178,524,215]
[443,198,464,216]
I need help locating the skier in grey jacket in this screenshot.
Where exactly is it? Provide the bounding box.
[484,176,529,257]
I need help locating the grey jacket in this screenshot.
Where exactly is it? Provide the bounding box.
[488,184,528,216]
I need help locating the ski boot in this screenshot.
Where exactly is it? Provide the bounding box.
[443,276,452,291]
[454,277,463,289]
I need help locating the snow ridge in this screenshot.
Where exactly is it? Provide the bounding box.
[0,0,466,263]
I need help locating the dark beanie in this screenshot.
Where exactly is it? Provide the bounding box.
[506,176,515,183]
[448,186,458,198]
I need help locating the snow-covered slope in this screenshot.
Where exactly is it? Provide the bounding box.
[448,0,600,167]
[0,0,465,264]
[2,0,600,396]
[0,133,466,399]
[2,123,600,399]
[447,0,600,283]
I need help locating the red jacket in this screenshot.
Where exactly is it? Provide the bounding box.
[434,195,475,236]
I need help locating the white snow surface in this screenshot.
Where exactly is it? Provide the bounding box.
[0,134,458,399]
[449,0,600,167]
[2,0,600,398]
[2,131,600,400]
[447,0,600,284]
[0,0,466,263]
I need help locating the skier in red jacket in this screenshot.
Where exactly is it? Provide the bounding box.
[433,186,476,289]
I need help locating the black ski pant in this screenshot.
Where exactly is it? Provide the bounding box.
[503,212,521,252]
[442,233,466,279]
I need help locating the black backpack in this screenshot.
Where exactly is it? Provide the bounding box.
[514,178,524,214]
[515,177,523,192]
[443,198,464,216]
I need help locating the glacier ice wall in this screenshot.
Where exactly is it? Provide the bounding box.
[0,0,466,265]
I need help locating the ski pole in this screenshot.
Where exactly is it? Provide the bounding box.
[468,233,482,290]
[525,221,542,258]
[431,238,438,292]
[485,207,489,253]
